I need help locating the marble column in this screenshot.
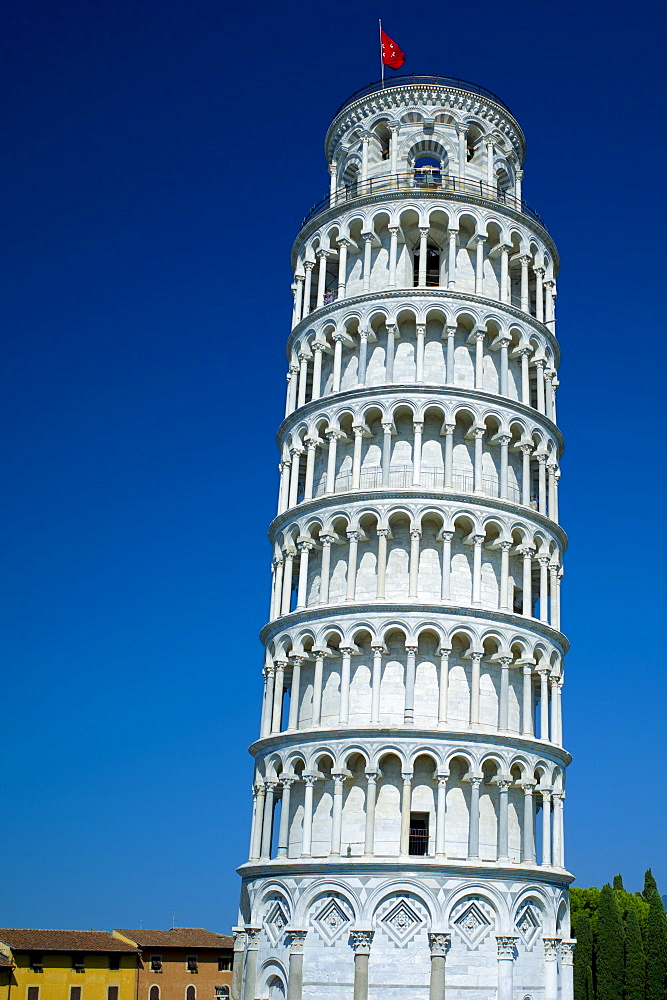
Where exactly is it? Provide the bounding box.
[428,932,451,1000]
[496,936,518,1000]
[241,927,261,1000]
[286,930,308,1000]
[543,938,561,1000]
[351,931,374,1000]
[231,928,245,1000]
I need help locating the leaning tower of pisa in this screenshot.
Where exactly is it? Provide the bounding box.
[233,75,574,1000]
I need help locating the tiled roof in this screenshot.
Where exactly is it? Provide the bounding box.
[0,953,14,967]
[0,930,137,953]
[114,929,233,950]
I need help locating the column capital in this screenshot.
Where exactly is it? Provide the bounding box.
[339,644,355,656]
[410,528,422,540]
[244,926,261,947]
[419,225,430,237]
[346,530,361,542]
[376,527,390,538]
[310,340,327,354]
[496,935,518,959]
[298,540,315,554]
[302,772,319,787]
[280,775,296,789]
[350,929,374,955]
[332,771,347,786]
[285,929,308,953]
[388,224,400,235]
[499,539,512,551]
[428,932,451,957]
[303,259,315,272]
[560,940,576,965]
[371,643,385,654]
[405,643,418,654]
[543,937,562,960]
[365,769,379,782]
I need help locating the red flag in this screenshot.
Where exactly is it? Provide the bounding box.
[380,28,405,69]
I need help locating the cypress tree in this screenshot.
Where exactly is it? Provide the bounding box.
[624,907,646,1000]
[646,890,667,1000]
[614,875,625,891]
[597,883,625,1000]
[643,870,658,902]
[574,915,595,1000]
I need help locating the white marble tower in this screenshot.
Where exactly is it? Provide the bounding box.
[234,75,574,1000]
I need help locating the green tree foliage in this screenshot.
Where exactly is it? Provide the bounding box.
[646,889,667,1000]
[574,915,595,1000]
[596,883,626,1000]
[624,907,646,1000]
[643,870,658,902]
[614,875,625,891]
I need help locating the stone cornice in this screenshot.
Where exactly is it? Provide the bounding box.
[248,726,572,767]
[292,192,558,272]
[287,288,561,365]
[324,83,526,165]
[238,857,574,886]
[259,602,569,654]
[277,382,565,455]
[269,486,569,551]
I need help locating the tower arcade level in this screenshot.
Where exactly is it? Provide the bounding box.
[234,75,573,1000]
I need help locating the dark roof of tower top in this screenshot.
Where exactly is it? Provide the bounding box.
[334,75,513,118]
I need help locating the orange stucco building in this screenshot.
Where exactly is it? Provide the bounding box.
[112,930,232,1000]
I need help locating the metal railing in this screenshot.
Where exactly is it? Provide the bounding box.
[302,171,542,228]
[313,465,522,504]
[334,75,513,117]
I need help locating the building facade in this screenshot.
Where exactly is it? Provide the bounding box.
[0,929,138,1000]
[113,929,233,1000]
[236,75,573,1000]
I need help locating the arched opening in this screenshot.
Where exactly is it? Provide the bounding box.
[413,238,442,287]
[414,155,442,188]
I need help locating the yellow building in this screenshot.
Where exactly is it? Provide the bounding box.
[0,930,138,1000]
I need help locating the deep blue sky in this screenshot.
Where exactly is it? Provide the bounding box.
[2,0,665,934]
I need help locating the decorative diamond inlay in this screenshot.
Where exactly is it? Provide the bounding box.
[380,899,424,947]
[454,901,492,949]
[265,901,289,944]
[516,905,541,947]
[313,898,350,944]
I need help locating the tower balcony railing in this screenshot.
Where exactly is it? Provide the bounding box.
[312,465,523,505]
[302,171,543,228]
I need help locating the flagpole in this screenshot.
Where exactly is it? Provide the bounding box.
[379,19,384,86]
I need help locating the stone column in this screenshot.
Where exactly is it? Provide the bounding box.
[473,428,485,493]
[522,664,534,736]
[296,542,313,609]
[404,644,418,723]
[552,792,565,867]
[389,124,400,174]
[241,927,261,1000]
[376,528,389,598]
[231,928,245,1000]
[498,435,510,497]
[388,227,399,288]
[520,546,534,616]
[310,343,325,400]
[346,531,360,601]
[351,425,364,488]
[301,774,317,856]
[292,277,304,329]
[498,656,511,730]
[520,781,536,863]
[385,325,396,382]
[319,536,333,605]
[561,940,576,1000]
[412,421,423,483]
[325,430,341,494]
[538,667,550,740]
[339,646,353,725]
[486,137,495,188]
[370,645,384,723]
[438,647,450,724]
[467,774,482,858]
[543,938,561,1000]
[435,774,448,857]
[288,449,301,510]
[272,661,286,733]
[444,423,455,488]
[445,325,456,380]
[311,650,325,726]
[538,555,549,622]
[362,233,373,293]
[519,255,530,312]
[381,422,393,486]
[500,246,510,303]
[535,358,546,413]
[260,663,275,738]
[260,779,277,858]
[469,651,482,726]
[500,541,511,610]
[457,126,467,177]
[474,236,486,295]
[337,240,349,298]
[350,930,374,1000]
[439,530,453,600]
[428,932,451,1000]
[250,783,264,860]
[474,330,485,389]
[418,227,429,287]
[496,936,518,1000]
[297,352,309,408]
[516,168,523,204]
[416,326,426,382]
[541,787,552,865]
[360,134,370,181]
[330,772,346,855]
[332,333,344,392]
[409,529,421,598]
[277,777,294,858]
[521,443,532,505]
[302,261,314,318]
[534,266,545,322]
[286,930,308,1000]
[548,464,558,521]
[472,534,484,606]
[400,772,413,854]
[520,348,531,404]
[315,249,328,310]
[287,655,304,730]
[364,770,378,855]
[537,453,547,513]
[496,778,511,861]
[358,331,370,386]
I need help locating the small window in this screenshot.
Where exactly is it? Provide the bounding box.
[29,954,43,973]
[27,988,40,1000]
[70,988,82,1000]
[186,987,196,1000]
[217,957,231,972]
[408,811,429,856]
[149,987,160,1000]
[108,988,119,1000]
[71,955,85,973]
[186,957,198,974]
[214,989,229,1000]
[108,956,121,972]
[150,956,162,974]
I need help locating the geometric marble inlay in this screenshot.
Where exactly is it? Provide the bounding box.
[380,898,424,947]
[265,901,289,945]
[454,901,492,949]
[313,898,351,945]
[516,905,541,948]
